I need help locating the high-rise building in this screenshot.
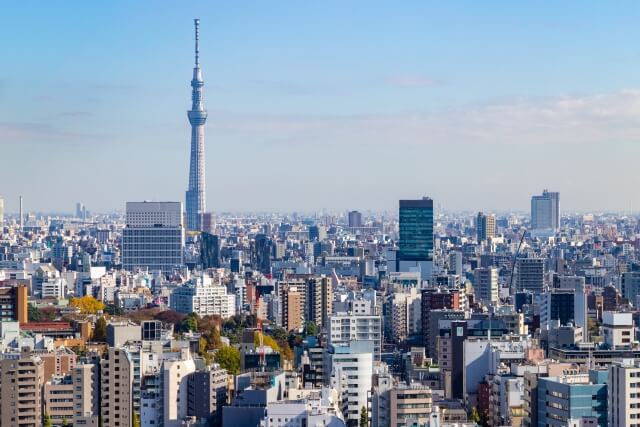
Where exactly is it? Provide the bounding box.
[476,212,496,241]
[122,201,185,272]
[398,197,434,279]
[515,257,544,294]
[43,375,75,426]
[201,232,220,269]
[100,347,133,427]
[280,282,305,332]
[328,313,382,360]
[187,364,228,425]
[252,234,272,274]
[306,276,333,330]
[0,348,45,427]
[185,19,208,231]
[348,210,363,227]
[531,189,560,231]
[473,267,499,306]
[72,360,101,427]
[0,196,4,226]
[609,360,640,427]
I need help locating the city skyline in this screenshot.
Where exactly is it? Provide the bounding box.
[2,2,640,213]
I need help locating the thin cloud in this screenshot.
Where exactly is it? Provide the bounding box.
[386,74,440,88]
[211,89,640,147]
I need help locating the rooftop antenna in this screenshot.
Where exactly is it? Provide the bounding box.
[194,18,200,66]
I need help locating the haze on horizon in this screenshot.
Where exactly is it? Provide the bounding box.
[1,1,640,215]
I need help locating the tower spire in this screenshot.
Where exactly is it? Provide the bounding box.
[194,18,200,66]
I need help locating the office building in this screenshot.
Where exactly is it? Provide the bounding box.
[398,197,434,279]
[608,360,640,427]
[185,19,208,231]
[122,201,185,272]
[389,384,433,427]
[253,234,273,274]
[201,232,221,269]
[531,189,560,231]
[476,212,496,241]
[515,257,545,294]
[602,311,633,349]
[536,370,608,427]
[348,210,363,227]
[0,348,45,427]
[473,267,499,306]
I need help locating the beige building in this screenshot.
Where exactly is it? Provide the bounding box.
[389,384,433,427]
[0,348,45,427]
[73,360,101,427]
[163,349,196,427]
[281,283,305,332]
[44,375,74,426]
[100,347,133,427]
[609,359,640,427]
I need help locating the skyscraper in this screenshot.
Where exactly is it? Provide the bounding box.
[185,19,207,231]
[348,210,363,227]
[398,197,433,279]
[531,189,560,231]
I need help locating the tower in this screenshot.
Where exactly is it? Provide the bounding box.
[185,19,208,231]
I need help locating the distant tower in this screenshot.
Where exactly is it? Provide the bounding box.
[185,18,208,231]
[19,196,23,229]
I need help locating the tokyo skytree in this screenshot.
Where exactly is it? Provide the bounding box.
[185,18,207,231]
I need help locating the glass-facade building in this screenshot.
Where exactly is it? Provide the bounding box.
[536,369,608,427]
[201,232,220,269]
[399,198,433,261]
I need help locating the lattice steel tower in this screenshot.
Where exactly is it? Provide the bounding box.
[185,18,207,231]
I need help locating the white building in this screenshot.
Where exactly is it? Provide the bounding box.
[328,313,382,360]
[602,311,633,349]
[170,275,235,318]
[122,201,185,273]
[531,189,560,231]
[325,342,373,426]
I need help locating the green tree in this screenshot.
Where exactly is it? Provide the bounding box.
[44,411,53,427]
[181,312,199,332]
[359,406,368,427]
[132,410,141,427]
[470,406,481,424]
[62,417,70,427]
[210,326,222,349]
[214,345,240,375]
[28,304,41,322]
[304,321,319,336]
[92,316,107,342]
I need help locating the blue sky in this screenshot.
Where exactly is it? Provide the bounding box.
[2,1,640,214]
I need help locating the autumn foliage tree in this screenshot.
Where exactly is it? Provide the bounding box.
[69,296,105,314]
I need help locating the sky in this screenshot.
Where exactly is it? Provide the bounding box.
[1,1,640,214]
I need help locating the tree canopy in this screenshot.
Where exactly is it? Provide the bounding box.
[214,345,240,375]
[69,295,105,314]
